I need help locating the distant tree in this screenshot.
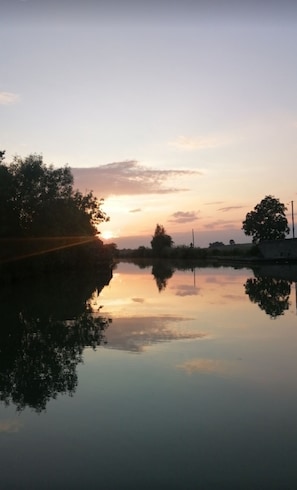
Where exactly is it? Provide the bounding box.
[151,224,173,256]
[0,153,109,237]
[229,239,235,245]
[209,241,224,248]
[242,195,289,244]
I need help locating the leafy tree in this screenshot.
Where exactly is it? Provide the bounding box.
[0,153,109,237]
[242,195,289,244]
[151,224,173,256]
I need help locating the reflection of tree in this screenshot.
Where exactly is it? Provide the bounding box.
[152,261,175,292]
[244,275,291,318]
[0,268,112,412]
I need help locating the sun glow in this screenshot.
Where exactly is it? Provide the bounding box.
[101,230,115,240]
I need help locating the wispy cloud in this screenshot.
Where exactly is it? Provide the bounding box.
[218,205,246,212]
[0,91,19,105]
[72,161,201,197]
[204,219,239,230]
[169,135,218,151]
[129,208,142,213]
[205,201,225,206]
[169,211,199,224]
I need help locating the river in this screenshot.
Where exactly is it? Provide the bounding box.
[0,261,297,489]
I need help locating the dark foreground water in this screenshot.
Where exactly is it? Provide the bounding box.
[1,261,297,489]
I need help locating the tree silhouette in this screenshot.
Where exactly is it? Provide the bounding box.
[244,275,291,318]
[151,224,173,257]
[242,195,289,244]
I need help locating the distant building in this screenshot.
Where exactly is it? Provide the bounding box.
[258,239,297,260]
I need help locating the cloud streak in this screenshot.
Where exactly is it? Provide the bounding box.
[204,218,240,230]
[169,211,200,224]
[72,161,201,197]
[218,205,246,212]
[169,135,218,151]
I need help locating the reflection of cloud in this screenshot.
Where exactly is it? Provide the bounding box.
[173,285,199,297]
[169,211,199,224]
[205,276,241,286]
[72,161,201,197]
[0,419,23,433]
[132,298,145,303]
[218,205,245,212]
[177,358,232,375]
[0,92,19,105]
[103,315,207,352]
[130,208,142,213]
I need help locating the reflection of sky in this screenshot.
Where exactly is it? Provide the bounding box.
[0,419,23,433]
[91,262,297,354]
[91,262,297,402]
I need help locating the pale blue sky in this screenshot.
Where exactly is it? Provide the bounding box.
[1,1,297,247]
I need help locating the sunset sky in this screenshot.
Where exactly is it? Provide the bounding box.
[1,0,297,247]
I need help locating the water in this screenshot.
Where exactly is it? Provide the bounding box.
[1,261,297,489]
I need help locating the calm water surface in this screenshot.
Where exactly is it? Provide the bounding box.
[1,261,297,489]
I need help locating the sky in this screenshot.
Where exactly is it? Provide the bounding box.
[1,0,297,248]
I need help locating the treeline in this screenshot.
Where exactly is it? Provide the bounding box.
[120,192,291,261]
[118,224,257,261]
[119,243,257,261]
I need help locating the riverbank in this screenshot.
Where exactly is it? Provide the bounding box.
[0,236,116,281]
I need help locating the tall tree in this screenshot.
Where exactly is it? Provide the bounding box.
[151,224,173,256]
[242,195,289,244]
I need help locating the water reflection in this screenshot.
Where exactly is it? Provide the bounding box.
[0,269,112,412]
[2,262,297,489]
[1,260,297,412]
[152,260,175,291]
[244,275,291,318]
[104,315,207,352]
[129,259,297,318]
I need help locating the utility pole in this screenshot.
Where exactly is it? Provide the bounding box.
[192,229,195,247]
[291,201,295,239]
